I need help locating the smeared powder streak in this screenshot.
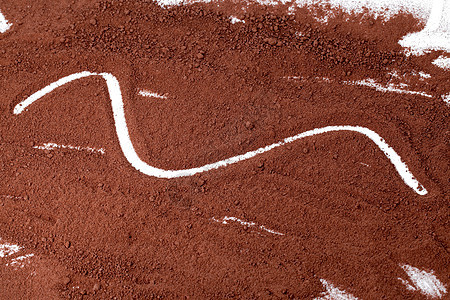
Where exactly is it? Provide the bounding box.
[0,194,24,200]
[33,142,105,154]
[347,78,433,98]
[212,216,284,235]
[399,264,447,299]
[138,90,167,99]
[399,278,417,292]
[0,241,22,258]
[0,9,12,33]
[432,55,450,70]
[6,254,35,269]
[287,76,433,98]
[153,0,447,54]
[13,72,428,195]
[285,76,332,82]
[314,279,359,300]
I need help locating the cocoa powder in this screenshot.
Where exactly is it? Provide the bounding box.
[0,0,448,299]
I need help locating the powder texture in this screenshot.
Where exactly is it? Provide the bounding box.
[0,0,448,299]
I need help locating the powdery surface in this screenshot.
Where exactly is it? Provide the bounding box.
[156,0,433,20]
[0,0,449,299]
[0,237,71,299]
[154,0,450,55]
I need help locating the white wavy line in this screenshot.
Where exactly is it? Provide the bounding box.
[33,142,105,154]
[0,9,12,33]
[13,72,427,195]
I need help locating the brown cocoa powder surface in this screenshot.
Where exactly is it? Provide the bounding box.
[0,0,449,299]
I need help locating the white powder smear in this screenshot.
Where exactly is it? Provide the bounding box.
[33,142,105,154]
[314,279,359,300]
[432,55,450,70]
[0,241,21,258]
[138,90,168,99]
[212,216,284,235]
[230,16,245,24]
[6,254,35,270]
[0,9,12,33]
[399,264,447,299]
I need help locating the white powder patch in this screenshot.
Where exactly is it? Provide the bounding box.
[297,0,432,20]
[138,90,167,99]
[33,142,105,154]
[314,279,359,300]
[347,78,433,98]
[0,241,21,258]
[399,264,447,299]
[432,55,450,70]
[400,31,450,56]
[6,254,35,269]
[230,16,245,24]
[0,9,12,33]
[399,0,450,55]
[417,71,432,79]
[212,216,284,235]
[441,93,450,104]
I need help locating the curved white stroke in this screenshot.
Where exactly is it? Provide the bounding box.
[13,72,427,195]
